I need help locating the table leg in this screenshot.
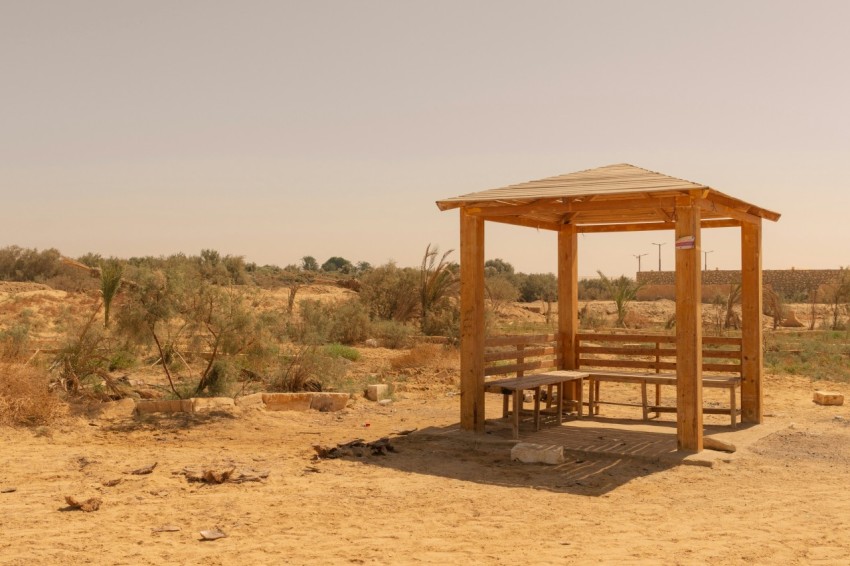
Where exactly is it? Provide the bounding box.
[512,389,520,439]
[533,386,541,431]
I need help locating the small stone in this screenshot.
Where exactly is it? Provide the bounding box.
[234,393,265,409]
[510,443,564,465]
[378,399,392,406]
[813,391,844,406]
[310,393,349,412]
[364,339,379,348]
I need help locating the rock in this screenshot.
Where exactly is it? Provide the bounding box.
[814,391,844,406]
[64,495,102,512]
[234,393,265,409]
[192,397,236,413]
[366,383,391,402]
[310,393,349,412]
[378,399,392,406]
[135,399,194,415]
[703,437,736,453]
[262,393,313,411]
[364,338,379,348]
[510,443,564,465]
[780,310,804,328]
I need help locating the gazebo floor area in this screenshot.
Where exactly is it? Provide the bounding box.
[418,380,784,467]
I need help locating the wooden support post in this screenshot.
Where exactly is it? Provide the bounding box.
[675,198,703,452]
[460,209,486,432]
[741,219,763,423]
[558,225,579,409]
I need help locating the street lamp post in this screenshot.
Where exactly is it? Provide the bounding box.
[633,253,647,273]
[651,242,666,271]
[704,250,714,271]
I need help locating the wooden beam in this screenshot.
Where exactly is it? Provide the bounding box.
[478,215,561,231]
[697,198,760,225]
[701,219,741,229]
[741,219,763,423]
[675,198,703,452]
[468,196,678,217]
[578,222,675,233]
[460,209,486,433]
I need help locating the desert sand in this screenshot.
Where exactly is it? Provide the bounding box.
[1,367,849,565]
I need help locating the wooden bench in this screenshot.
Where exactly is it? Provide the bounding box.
[576,333,743,426]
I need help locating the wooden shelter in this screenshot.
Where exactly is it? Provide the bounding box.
[436,163,781,452]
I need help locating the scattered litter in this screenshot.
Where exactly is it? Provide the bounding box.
[128,462,157,475]
[152,525,181,534]
[181,467,269,484]
[304,466,321,473]
[393,428,417,436]
[1,487,16,494]
[102,479,122,487]
[199,529,227,541]
[64,495,102,512]
[312,437,396,460]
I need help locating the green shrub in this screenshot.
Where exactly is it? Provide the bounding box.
[108,349,137,372]
[324,343,360,362]
[329,300,370,345]
[373,320,413,349]
[0,323,31,361]
[290,299,371,345]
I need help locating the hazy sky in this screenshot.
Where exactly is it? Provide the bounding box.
[3,1,848,276]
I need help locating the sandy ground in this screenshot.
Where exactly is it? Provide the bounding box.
[2,371,849,566]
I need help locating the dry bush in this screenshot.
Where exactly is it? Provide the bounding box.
[391,343,458,372]
[0,363,64,426]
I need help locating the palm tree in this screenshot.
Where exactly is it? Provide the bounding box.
[99,259,123,328]
[420,244,457,333]
[597,271,643,328]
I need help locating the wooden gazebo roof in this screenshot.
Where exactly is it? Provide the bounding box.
[436,163,780,232]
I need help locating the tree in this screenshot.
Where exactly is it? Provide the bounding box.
[99,259,123,328]
[485,258,514,276]
[301,256,319,271]
[359,262,419,322]
[419,244,458,333]
[597,271,643,328]
[485,275,519,315]
[321,256,353,273]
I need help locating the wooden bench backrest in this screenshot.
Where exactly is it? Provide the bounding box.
[483,334,562,379]
[576,333,742,375]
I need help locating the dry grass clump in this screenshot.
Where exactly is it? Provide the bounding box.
[0,363,64,426]
[391,343,458,372]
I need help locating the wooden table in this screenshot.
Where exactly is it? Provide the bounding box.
[483,370,589,439]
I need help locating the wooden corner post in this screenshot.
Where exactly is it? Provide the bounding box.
[558,224,579,371]
[460,208,486,432]
[675,197,703,452]
[741,219,763,423]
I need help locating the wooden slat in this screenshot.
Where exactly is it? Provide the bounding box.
[484,359,562,376]
[703,336,743,345]
[484,346,559,363]
[485,334,557,347]
[576,333,675,343]
[701,349,741,360]
[578,345,677,357]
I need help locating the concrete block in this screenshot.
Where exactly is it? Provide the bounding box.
[310,393,349,412]
[510,443,564,465]
[234,392,266,409]
[814,391,844,406]
[262,393,313,411]
[366,383,391,402]
[703,437,737,453]
[135,399,193,415]
[192,397,236,413]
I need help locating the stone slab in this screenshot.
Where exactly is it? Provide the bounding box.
[262,393,314,411]
[234,392,266,409]
[192,397,236,413]
[814,391,844,406]
[310,393,349,412]
[510,443,564,465]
